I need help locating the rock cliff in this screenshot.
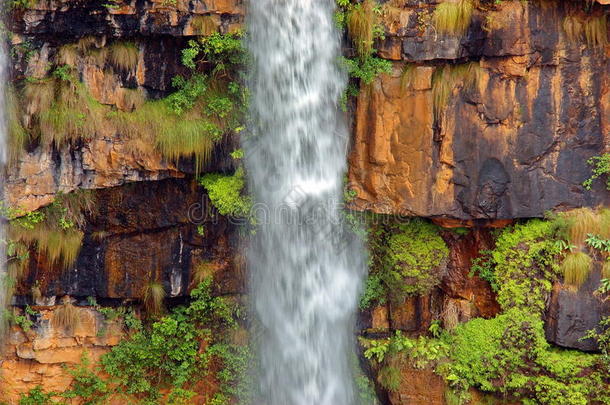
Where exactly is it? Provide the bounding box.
[1,0,609,403]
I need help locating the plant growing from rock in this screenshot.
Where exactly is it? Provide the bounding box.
[583,153,610,191]
[433,0,475,36]
[141,281,166,316]
[52,296,81,334]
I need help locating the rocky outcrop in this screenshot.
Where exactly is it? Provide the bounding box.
[348,0,609,220]
[0,306,119,403]
[14,178,242,302]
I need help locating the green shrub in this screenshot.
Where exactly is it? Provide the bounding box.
[199,168,252,218]
[381,219,449,300]
[491,219,562,313]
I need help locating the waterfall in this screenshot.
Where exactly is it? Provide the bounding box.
[245,1,365,404]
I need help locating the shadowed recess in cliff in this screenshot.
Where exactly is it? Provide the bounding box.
[245,0,367,404]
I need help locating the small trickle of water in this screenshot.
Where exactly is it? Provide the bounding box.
[245,1,365,404]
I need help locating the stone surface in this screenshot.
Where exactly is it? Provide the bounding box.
[15,178,241,300]
[349,1,610,220]
[0,307,116,403]
[546,265,610,351]
[387,365,446,405]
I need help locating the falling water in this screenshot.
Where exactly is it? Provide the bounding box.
[245,1,365,404]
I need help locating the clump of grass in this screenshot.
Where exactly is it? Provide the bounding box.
[563,13,608,48]
[602,261,610,279]
[432,62,480,121]
[400,63,416,90]
[8,190,94,269]
[584,15,608,48]
[121,88,145,112]
[108,42,139,71]
[10,223,83,269]
[23,79,55,118]
[31,284,42,303]
[142,281,165,315]
[53,296,81,333]
[39,79,105,146]
[433,0,475,36]
[347,0,377,59]
[562,251,593,289]
[559,207,600,246]
[76,36,102,54]
[192,261,215,286]
[190,15,217,36]
[57,44,79,66]
[6,86,28,163]
[599,208,610,239]
[115,99,216,173]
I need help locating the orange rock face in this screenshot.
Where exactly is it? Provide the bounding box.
[0,307,118,403]
[349,0,609,220]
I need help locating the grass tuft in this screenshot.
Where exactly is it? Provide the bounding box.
[347,0,376,59]
[602,261,610,279]
[108,42,139,71]
[192,261,215,286]
[39,80,105,146]
[400,63,416,90]
[7,86,28,163]
[599,208,610,240]
[31,285,42,303]
[562,251,593,289]
[10,223,83,269]
[433,0,475,36]
[53,297,81,333]
[559,208,600,246]
[142,281,166,315]
[57,44,79,66]
[432,62,480,121]
[121,88,146,112]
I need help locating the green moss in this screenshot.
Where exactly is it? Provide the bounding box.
[491,219,562,313]
[365,217,609,404]
[382,219,449,300]
[198,168,252,218]
[359,218,449,308]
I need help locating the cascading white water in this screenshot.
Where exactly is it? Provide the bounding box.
[245,1,365,404]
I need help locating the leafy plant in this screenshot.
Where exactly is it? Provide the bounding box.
[468,250,498,291]
[199,168,252,218]
[583,153,610,190]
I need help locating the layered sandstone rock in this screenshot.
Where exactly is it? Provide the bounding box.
[348,0,610,220]
[0,306,119,403]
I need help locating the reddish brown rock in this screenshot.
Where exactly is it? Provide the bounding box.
[387,365,446,405]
